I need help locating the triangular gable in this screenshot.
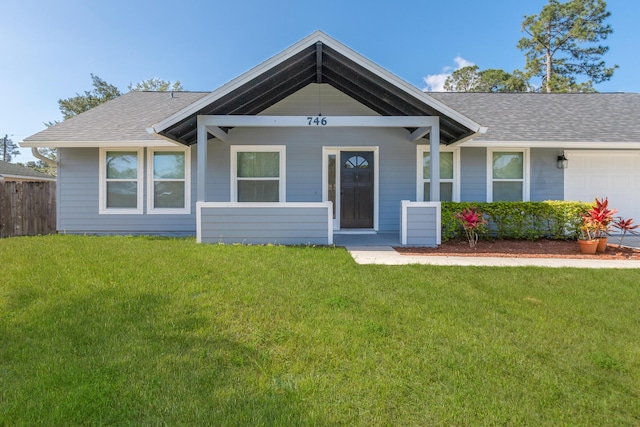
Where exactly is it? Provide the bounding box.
[150,31,484,145]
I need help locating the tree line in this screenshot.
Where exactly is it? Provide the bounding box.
[444,0,617,93]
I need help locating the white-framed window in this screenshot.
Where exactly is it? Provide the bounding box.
[230,146,286,202]
[417,146,459,202]
[99,148,144,214]
[487,148,530,201]
[147,147,191,214]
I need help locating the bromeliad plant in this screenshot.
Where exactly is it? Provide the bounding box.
[455,207,487,248]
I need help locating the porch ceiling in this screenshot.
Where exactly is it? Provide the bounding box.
[159,42,476,146]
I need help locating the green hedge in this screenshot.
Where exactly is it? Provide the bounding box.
[441,201,592,241]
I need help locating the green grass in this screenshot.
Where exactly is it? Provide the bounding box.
[1,235,639,426]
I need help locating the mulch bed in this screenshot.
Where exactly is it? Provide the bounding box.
[394,239,640,260]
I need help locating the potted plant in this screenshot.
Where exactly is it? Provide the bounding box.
[584,198,617,252]
[455,207,487,248]
[578,216,600,254]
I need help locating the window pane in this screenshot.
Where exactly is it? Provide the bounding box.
[493,181,523,201]
[328,154,336,219]
[493,152,523,179]
[238,180,279,202]
[441,182,453,202]
[424,182,453,201]
[237,152,280,178]
[106,152,138,179]
[106,182,137,208]
[423,152,453,179]
[154,181,185,208]
[154,152,185,179]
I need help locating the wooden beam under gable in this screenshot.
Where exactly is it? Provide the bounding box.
[316,41,323,84]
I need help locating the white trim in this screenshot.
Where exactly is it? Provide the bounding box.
[146,146,191,215]
[150,31,484,135]
[416,145,460,202]
[99,147,144,215]
[459,140,640,149]
[20,140,178,148]
[322,146,379,231]
[199,115,440,128]
[230,145,286,202]
[486,148,530,202]
[401,200,409,245]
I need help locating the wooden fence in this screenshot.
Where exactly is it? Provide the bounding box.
[0,181,56,238]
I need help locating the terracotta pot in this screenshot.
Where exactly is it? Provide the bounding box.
[596,237,608,253]
[578,239,599,254]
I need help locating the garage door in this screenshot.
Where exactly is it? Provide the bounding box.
[564,151,640,221]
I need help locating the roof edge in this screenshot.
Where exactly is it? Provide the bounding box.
[151,30,484,135]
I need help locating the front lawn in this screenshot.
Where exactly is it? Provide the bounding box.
[1,235,639,426]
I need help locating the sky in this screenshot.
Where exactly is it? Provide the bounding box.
[2,0,639,163]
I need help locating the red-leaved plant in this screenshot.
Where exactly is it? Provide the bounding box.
[612,217,640,246]
[583,197,617,238]
[455,208,487,248]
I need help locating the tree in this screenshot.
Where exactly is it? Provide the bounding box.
[128,78,183,92]
[444,66,531,92]
[1,135,20,162]
[58,74,122,120]
[518,0,618,93]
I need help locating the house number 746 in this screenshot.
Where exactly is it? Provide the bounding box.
[307,116,327,126]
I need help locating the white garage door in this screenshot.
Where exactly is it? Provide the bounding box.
[565,151,640,222]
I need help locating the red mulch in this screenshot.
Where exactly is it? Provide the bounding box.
[394,239,640,260]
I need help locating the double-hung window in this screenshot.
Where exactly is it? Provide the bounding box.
[231,146,286,202]
[417,146,458,202]
[488,149,529,201]
[99,148,143,214]
[148,148,190,214]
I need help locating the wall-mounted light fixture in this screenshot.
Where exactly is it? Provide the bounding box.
[557,152,568,169]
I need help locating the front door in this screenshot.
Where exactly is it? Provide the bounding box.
[340,151,374,228]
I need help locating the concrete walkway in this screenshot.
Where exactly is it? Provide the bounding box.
[346,245,640,268]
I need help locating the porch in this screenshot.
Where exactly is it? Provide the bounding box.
[196,200,441,247]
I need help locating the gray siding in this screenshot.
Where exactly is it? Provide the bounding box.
[460,147,487,202]
[404,204,439,247]
[199,205,330,245]
[530,148,564,201]
[58,147,197,234]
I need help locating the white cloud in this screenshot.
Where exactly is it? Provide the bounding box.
[423,56,475,92]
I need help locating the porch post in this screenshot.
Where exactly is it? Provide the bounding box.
[197,116,207,203]
[429,117,440,201]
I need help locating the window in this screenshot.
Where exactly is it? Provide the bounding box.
[231,146,286,202]
[148,148,190,214]
[488,149,529,201]
[417,147,458,202]
[99,148,143,214]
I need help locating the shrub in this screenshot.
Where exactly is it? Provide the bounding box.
[441,201,592,242]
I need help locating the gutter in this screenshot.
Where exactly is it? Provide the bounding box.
[31,147,57,167]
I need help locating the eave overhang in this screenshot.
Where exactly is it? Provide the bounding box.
[150,31,484,145]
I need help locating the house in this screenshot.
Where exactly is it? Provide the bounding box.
[20,31,640,246]
[0,160,56,182]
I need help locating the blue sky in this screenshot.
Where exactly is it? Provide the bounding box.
[2,0,639,163]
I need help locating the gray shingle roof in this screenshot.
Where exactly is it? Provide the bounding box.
[427,92,640,143]
[22,89,640,146]
[0,161,56,180]
[23,91,209,144]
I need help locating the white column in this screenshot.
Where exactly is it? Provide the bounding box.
[197,116,208,203]
[429,118,440,201]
